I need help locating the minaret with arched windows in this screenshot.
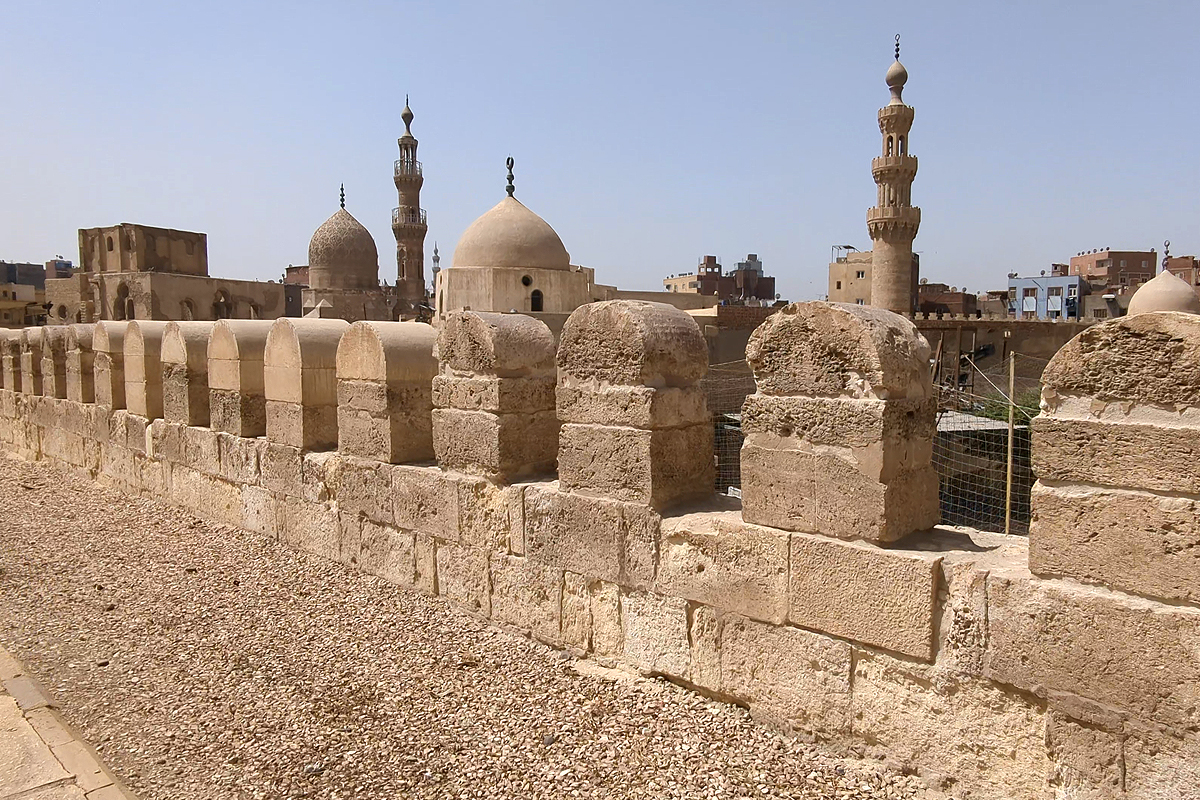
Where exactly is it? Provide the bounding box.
[392,97,428,309]
[867,36,921,314]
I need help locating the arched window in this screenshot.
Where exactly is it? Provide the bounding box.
[898,136,906,155]
[180,299,195,320]
[113,283,132,320]
[886,136,894,156]
[106,236,114,252]
[530,289,544,312]
[212,290,232,319]
[248,303,261,320]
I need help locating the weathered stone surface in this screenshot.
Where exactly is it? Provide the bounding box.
[688,604,721,692]
[241,484,277,536]
[392,465,458,540]
[851,650,1048,798]
[265,400,339,452]
[414,534,437,595]
[1041,311,1200,409]
[431,408,558,482]
[985,569,1200,730]
[1045,711,1123,798]
[742,394,936,448]
[561,572,591,652]
[655,513,788,624]
[1030,482,1200,604]
[436,541,490,616]
[1032,416,1200,494]
[746,302,931,400]
[278,497,340,560]
[558,422,713,509]
[435,311,555,378]
[621,591,690,677]
[359,520,416,587]
[458,478,520,552]
[208,319,273,437]
[556,384,709,429]
[160,321,214,426]
[720,615,851,738]
[789,532,941,660]
[169,464,242,527]
[263,318,348,450]
[433,375,555,414]
[489,554,562,643]
[328,456,393,525]
[558,301,707,387]
[1124,729,1200,800]
[210,389,267,439]
[123,321,169,420]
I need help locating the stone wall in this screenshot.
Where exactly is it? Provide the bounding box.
[0,301,1195,799]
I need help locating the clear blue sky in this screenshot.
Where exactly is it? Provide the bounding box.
[2,1,1197,301]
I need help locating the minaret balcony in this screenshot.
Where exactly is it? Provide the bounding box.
[871,155,918,180]
[877,104,914,129]
[394,159,423,178]
[867,206,921,237]
[392,207,428,227]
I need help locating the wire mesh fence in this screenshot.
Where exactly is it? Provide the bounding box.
[701,353,1050,534]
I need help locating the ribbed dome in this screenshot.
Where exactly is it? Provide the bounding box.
[452,196,571,270]
[308,208,379,290]
[1127,270,1200,316]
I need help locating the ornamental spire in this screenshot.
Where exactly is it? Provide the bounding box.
[505,156,515,198]
[339,183,345,209]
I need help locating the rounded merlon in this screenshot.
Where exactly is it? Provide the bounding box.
[557,300,708,387]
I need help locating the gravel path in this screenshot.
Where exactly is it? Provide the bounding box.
[0,456,933,800]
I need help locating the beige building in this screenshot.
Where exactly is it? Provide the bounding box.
[46,223,290,323]
[0,283,40,327]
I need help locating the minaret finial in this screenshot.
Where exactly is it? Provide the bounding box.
[339,183,345,209]
[401,96,414,136]
[895,33,900,61]
[1163,240,1172,272]
[505,156,515,198]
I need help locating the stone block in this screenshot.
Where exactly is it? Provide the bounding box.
[1032,416,1200,494]
[741,394,936,454]
[788,532,941,660]
[359,520,417,587]
[162,363,209,427]
[556,384,709,429]
[93,353,124,409]
[1045,711,1123,797]
[688,604,721,692]
[1124,729,1200,800]
[436,541,490,616]
[850,649,1048,798]
[525,487,656,587]
[278,497,340,561]
[265,399,339,451]
[336,403,432,465]
[392,465,459,540]
[557,422,713,509]
[260,442,303,495]
[1030,482,1200,604]
[557,300,708,387]
[433,374,556,414]
[329,456,393,525]
[217,433,262,486]
[489,554,562,643]
[719,615,852,738]
[561,572,592,652]
[436,311,555,377]
[985,569,1200,730]
[431,407,558,482]
[655,513,788,624]
[621,590,690,677]
[414,534,437,595]
[241,484,278,536]
[169,465,242,526]
[210,388,266,438]
[458,478,521,552]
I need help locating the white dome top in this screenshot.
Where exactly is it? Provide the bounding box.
[1127,269,1200,316]
[308,207,379,290]
[452,196,571,270]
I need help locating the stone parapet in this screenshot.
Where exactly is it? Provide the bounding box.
[123,321,170,420]
[161,321,216,427]
[263,318,349,450]
[207,319,273,437]
[65,324,95,404]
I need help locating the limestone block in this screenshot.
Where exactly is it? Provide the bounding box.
[1045,711,1123,798]
[241,484,278,536]
[621,590,691,677]
[435,311,555,378]
[328,456,393,525]
[688,605,721,692]
[984,569,1200,730]
[850,649,1048,798]
[745,301,931,400]
[489,554,562,643]
[561,571,592,652]
[169,465,242,527]
[277,496,340,560]
[392,465,459,540]
[524,487,657,587]
[1041,311,1200,409]
[719,615,852,738]
[655,513,788,624]
[264,318,349,450]
[458,478,521,552]
[301,451,336,503]
[161,321,215,427]
[358,520,417,587]
[436,541,490,616]
[124,412,149,455]
[431,408,558,481]
[414,534,437,595]
[211,388,267,440]
[555,384,709,429]
[1032,416,1200,494]
[208,320,273,435]
[789,532,941,660]
[261,442,303,495]
[1030,482,1200,604]
[123,321,170,420]
[335,320,437,463]
[557,300,707,387]
[18,328,44,396]
[433,375,556,414]
[557,422,713,509]
[1124,730,1200,800]
[65,324,95,404]
[216,432,262,486]
[38,326,69,400]
[591,580,622,658]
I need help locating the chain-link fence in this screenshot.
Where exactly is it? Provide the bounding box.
[702,353,1049,534]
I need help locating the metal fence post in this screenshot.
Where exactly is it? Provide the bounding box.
[1004,353,1016,535]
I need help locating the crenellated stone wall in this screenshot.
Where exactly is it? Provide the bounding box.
[0,301,1196,799]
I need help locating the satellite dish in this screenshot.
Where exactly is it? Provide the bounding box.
[920,277,928,285]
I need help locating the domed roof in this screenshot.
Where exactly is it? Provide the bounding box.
[886,60,908,89]
[308,207,378,290]
[1127,269,1200,316]
[452,196,571,270]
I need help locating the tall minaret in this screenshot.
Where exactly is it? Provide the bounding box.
[867,36,921,315]
[392,96,428,308]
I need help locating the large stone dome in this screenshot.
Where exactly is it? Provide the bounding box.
[308,208,379,290]
[1127,269,1200,316]
[452,196,571,270]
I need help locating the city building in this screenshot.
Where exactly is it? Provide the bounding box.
[1068,248,1156,290]
[0,261,49,290]
[1006,273,1086,320]
[662,254,777,303]
[0,282,41,327]
[917,280,976,316]
[44,258,73,279]
[45,223,289,322]
[827,249,919,306]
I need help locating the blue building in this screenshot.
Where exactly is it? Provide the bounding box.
[1007,273,1086,320]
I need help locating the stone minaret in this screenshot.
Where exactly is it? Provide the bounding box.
[392,97,428,308]
[867,36,921,315]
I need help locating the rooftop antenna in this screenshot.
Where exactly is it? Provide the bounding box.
[505,156,515,197]
[339,183,345,209]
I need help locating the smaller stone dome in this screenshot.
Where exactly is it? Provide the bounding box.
[308,208,379,291]
[886,59,908,89]
[452,196,571,270]
[1127,270,1200,316]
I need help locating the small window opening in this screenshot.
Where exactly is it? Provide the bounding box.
[530,289,543,312]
